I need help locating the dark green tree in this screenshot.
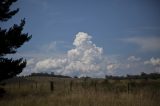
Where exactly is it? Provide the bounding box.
[0,0,31,85]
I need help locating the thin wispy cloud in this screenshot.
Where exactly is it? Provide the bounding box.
[123,37,160,52]
[128,56,141,62]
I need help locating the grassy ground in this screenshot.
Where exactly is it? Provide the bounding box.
[0,77,160,106]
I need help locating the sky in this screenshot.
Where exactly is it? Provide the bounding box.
[1,0,160,77]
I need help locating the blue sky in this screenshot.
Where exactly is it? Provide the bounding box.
[1,0,160,77]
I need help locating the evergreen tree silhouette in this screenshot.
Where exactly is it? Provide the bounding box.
[0,0,32,96]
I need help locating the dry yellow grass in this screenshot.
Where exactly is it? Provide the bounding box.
[0,77,160,106]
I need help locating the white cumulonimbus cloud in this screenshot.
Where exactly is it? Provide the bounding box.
[22,32,160,77]
[27,32,105,77]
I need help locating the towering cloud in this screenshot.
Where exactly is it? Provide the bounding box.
[69,32,102,62]
[28,32,105,77]
[22,32,160,77]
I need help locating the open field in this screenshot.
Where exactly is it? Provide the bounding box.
[0,76,160,106]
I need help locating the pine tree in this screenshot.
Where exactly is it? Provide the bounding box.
[0,0,32,83]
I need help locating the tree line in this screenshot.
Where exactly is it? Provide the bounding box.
[26,72,160,80]
[29,72,71,78]
[105,72,160,80]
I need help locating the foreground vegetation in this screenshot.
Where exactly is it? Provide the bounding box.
[0,76,160,106]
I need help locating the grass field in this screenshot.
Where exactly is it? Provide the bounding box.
[0,76,160,106]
